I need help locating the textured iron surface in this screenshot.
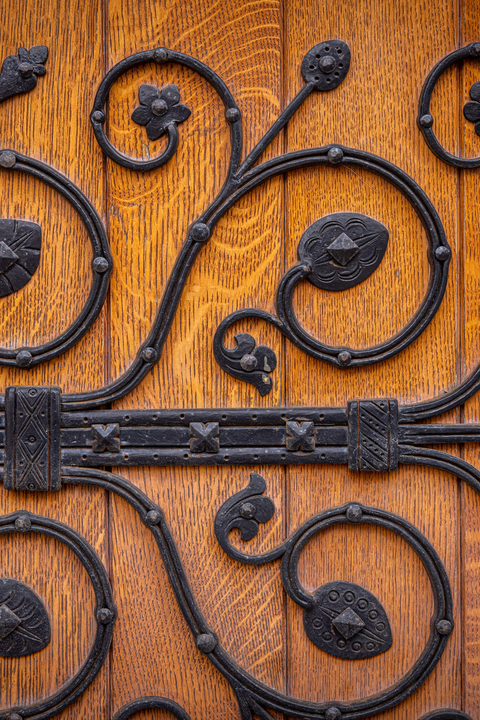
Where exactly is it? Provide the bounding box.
[298,213,389,291]
[0,578,50,657]
[0,219,41,297]
[0,510,115,719]
[303,581,392,659]
[0,46,48,103]
[4,387,61,491]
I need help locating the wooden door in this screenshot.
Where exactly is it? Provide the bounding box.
[0,1,480,718]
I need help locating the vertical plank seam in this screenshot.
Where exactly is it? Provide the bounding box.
[458,0,467,710]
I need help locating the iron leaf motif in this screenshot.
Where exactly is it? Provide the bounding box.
[304,580,393,659]
[0,578,51,657]
[131,84,191,141]
[0,46,48,103]
[298,212,390,291]
[0,219,41,297]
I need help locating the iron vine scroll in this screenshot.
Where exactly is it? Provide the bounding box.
[0,36,479,720]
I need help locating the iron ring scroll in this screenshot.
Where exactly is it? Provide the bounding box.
[214,144,451,391]
[0,510,116,720]
[0,151,112,368]
[90,47,242,173]
[60,468,452,720]
[418,42,480,168]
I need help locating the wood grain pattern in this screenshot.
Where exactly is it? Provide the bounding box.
[1,0,479,718]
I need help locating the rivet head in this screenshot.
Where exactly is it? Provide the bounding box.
[151,98,168,116]
[240,354,257,372]
[327,147,344,164]
[0,151,16,168]
[420,114,433,128]
[337,350,352,366]
[91,110,105,123]
[346,504,363,523]
[8,713,23,720]
[93,256,109,273]
[325,707,342,720]
[435,246,451,261]
[319,55,336,73]
[196,633,217,653]
[141,346,158,363]
[145,510,161,526]
[154,48,168,62]
[18,62,34,78]
[240,502,256,519]
[471,43,480,56]
[97,608,114,624]
[225,107,240,123]
[16,350,33,367]
[190,222,210,242]
[436,619,453,635]
[15,516,31,532]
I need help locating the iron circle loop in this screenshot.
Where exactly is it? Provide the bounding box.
[418,43,480,168]
[91,48,241,172]
[0,510,116,719]
[113,697,191,720]
[0,151,112,367]
[275,502,453,716]
[213,144,450,374]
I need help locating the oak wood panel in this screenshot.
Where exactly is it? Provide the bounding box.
[0,0,109,718]
[104,0,287,717]
[284,0,461,715]
[461,0,480,715]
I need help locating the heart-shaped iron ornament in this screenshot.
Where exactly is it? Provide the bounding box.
[0,577,51,657]
[303,580,393,659]
[0,219,41,297]
[298,212,390,291]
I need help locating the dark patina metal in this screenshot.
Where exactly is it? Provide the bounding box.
[298,212,390,291]
[0,220,41,297]
[303,580,393,659]
[0,578,50,657]
[0,510,115,720]
[418,42,480,167]
[4,386,61,491]
[0,46,48,103]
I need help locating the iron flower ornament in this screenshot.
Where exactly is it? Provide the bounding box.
[131,83,191,140]
[463,80,480,136]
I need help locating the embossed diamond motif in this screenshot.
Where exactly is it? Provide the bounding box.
[332,606,365,639]
[326,232,359,266]
[0,241,18,273]
[0,605,21,640]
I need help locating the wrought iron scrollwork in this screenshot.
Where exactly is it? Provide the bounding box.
[418,42,480,167]
[214,144,450,391]
[215,480,452,666]
[0,510,115,720]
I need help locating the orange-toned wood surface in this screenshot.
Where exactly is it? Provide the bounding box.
[0,0,479,718]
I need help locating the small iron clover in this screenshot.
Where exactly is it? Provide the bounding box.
[464,81,480,136]
[131,84,191,141]
[0,45,48,102]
